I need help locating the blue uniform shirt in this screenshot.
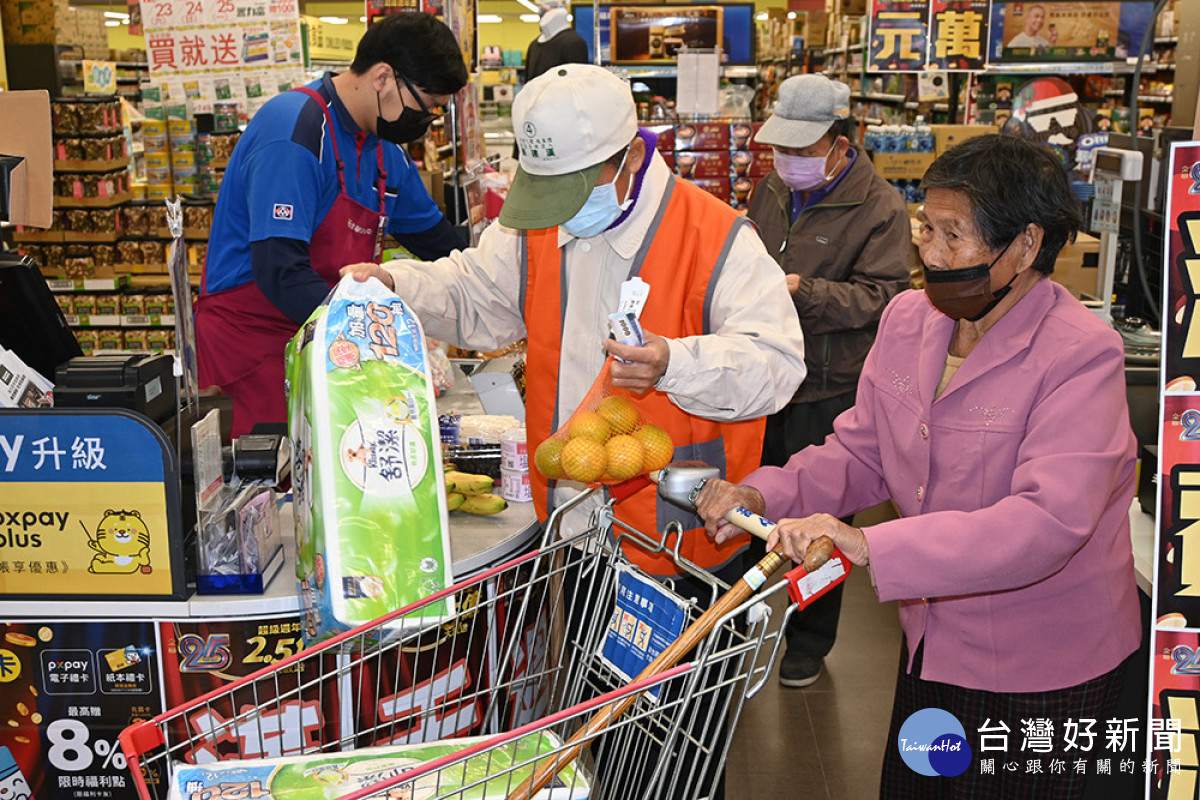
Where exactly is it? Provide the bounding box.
[203,73,444,296]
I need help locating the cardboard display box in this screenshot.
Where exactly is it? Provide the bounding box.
[1051,232,1102,300]
[872,152,936,180]
[931,124,999,156]
[803,10,829,47]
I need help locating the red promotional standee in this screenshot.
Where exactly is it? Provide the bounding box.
[1150,141,1200,799]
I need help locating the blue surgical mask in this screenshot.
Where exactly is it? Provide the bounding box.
[561,147,632,238]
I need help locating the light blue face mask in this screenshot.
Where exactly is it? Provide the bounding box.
[561,147,633,239]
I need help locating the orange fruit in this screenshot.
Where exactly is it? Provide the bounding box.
[534,438,568,480]
[604,435,645,480]
[633,424,674,472]
[561,437,608,482]
[568,411,611,444]
[596,396,640,435]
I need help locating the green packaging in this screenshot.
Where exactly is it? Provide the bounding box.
[167,732,591,799]
[287,276,454,644]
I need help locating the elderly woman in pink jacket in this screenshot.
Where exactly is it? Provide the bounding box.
[697,134,1141,799]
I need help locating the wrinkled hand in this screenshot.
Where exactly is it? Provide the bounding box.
[604,331,670,393]
[694,478,766,545]
[767,514,871,568]
[785,274,801,295]
[340,263,395,291]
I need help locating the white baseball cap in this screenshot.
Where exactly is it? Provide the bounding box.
[500,64,638,229]
[755,74,852,150]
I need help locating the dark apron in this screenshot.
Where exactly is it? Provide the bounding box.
[195,86,388,439]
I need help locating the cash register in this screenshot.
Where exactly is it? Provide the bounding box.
[53,353,177,427]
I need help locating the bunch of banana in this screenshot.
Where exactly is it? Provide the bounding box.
[444,470,507,515]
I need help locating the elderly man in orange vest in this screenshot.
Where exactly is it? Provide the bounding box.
[344,59,804,800]
[345,64,804,581]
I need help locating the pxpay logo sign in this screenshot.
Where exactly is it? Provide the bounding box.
[898,708,972,777]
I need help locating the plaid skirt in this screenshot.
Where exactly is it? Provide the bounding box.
[879,639,1129,800]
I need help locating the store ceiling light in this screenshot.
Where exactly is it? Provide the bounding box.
[514,0,539,12]
[104,19,120,26]
[755,11,767,20]
[103,11,128,18]
[519,13,538,22]
[318,15,348,23]
[359,16,366,21]
[478,13,504,22]
[787,11,796,18]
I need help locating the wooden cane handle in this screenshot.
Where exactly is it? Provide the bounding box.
[721,509,836,574]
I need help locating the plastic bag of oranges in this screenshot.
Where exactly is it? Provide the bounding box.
[533,359,675,485]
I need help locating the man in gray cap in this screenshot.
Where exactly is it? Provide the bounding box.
[747,72,912,688]
[343,61,804,800]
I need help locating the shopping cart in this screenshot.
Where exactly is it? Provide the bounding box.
[120,489,798,800]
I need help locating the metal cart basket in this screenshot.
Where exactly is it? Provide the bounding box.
[120,490,796,800]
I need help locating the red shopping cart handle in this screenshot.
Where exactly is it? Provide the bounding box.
[609,474,653,502]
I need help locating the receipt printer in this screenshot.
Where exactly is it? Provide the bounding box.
[54,353,177,425]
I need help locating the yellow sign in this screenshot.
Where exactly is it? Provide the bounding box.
[304,15,358,64]
[83,60,117,94]
[0,482,173,596]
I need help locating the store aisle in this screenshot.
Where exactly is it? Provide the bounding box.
[726,508,904,800]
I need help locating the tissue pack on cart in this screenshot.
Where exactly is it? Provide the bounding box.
[286,275,454,643]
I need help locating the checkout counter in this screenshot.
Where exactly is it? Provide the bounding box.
[0,360,541,796]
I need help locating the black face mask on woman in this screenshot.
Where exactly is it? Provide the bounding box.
[922,238,1018,321]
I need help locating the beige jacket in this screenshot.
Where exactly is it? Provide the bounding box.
[382,151,806,433]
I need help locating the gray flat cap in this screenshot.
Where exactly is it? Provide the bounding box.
[755,74,852,149]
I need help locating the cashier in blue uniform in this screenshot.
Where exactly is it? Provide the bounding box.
[197,12,469,439]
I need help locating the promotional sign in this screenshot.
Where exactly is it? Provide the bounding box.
[365,0,423,27]
[154,616,337,772]
[868,0,929,71]
[986,0,1155,64]
[138,0,304,115]
[0,410,186,600]
[925,0,988,70]
[608,5,722,63]
[82,60,117,94]
[869,0,1152,71]
[0,620,162,799]
[1150,140,1200,799]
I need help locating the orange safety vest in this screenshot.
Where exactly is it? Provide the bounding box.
[523,175,766,577]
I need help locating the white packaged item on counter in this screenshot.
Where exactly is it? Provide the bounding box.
[457,414,522,444]
[500,425,528,470]
[501,467,532,503]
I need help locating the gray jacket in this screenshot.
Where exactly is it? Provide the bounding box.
[748,147,912,403]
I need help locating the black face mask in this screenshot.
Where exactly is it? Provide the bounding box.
[922,238,1018,321]
[376,91,434,144]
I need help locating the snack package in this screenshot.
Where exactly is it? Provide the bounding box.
[166,732,590,800]
[532,358,675,485]
[287,276,454,644]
